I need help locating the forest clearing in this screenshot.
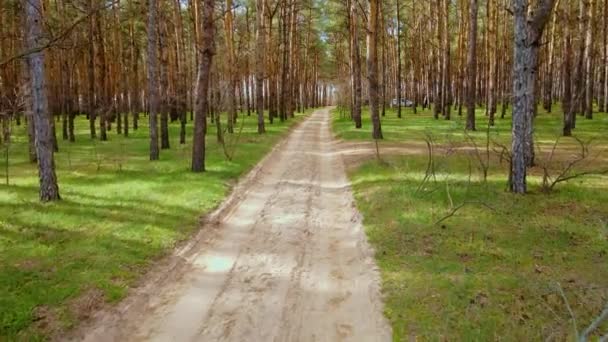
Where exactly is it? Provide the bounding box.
[1,0,608,340]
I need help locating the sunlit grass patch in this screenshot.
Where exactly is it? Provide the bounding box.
[332,104,608,148]
[333,106,608,340]
[0,111,309,339]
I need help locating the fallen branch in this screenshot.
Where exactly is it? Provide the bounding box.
[579,302,608,342]
[434,201,495,225]
[416,133,437,193]
[540,137,607,193]
[557,282,579,338]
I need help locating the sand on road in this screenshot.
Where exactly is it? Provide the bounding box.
[77,108,391,342]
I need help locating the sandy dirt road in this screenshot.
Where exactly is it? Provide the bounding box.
[78,108,391,342]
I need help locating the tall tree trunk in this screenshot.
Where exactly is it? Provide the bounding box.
[22,62,37,163]
[88,0,96,139]
[573,0,586,122]
[604,0,608,113]
[24,0,60,201]
[380,6,386,117]
[511,0,555,193]
[583,0,594,119]
[279,0,290,122]
[396,0,402,118]
[160,15,170,149]
[245,6,252,118]
[563,8,573,136]
[351,0,362,128]
[433,0,443,120]
[487,0,497,125]
[368,0,383,139]
[95,11,107,141]
[147,0,160,160]
[192,0,215,171]
[465,0,478,131]
[225,0,236,133]
[255,0,266,134]
[69,65,76,142]
[543,1,559,113]
[443,0,452,120]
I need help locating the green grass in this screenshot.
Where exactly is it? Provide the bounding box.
[0,110,309,340]
[333,104,608,147]
[333,105,608,340]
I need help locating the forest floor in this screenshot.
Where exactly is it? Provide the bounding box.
[72,107,391,341]
[332,105,608,340]
[3,105,607,341]
[0,110,311,340]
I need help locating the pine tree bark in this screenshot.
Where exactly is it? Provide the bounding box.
[583,0,594,119]
[442,0,452,120]
[542,1,559,113]
[24,0,61,201]
[159,16,170,149]
[511,0,555,193]
[173,0,186,143]
[225,0,236,133]
[88,0,97,139]
[563,10,573,136]
[192,0,215,172]
[368,0,383,139]
[487,0,497,125]
[465,0,478,131]
[573,0,586,122]
[396,0,402,118]
[433,0,443,120]
[604,0,608,112]
[147,0,160,160]
[279,0,290,122]
[350,0,362,128]
[95,12,107,141]
[22,62,37,163]
[255,0,266,134]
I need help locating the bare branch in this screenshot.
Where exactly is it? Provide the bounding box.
[580,302,608,341]
[434,201,496,226]
[557,282,579,337]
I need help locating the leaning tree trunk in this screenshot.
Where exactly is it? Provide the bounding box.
[191,0,215,172]
[368,0,383,139]
[465,0,478,131]
[24,0,60,201]
[147,0,160,160]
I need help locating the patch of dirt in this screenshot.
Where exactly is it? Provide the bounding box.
[338,140,429,171]
[68,288,106,321]
[15,259,40,271]
[541,202,589,217]
[32,306,63,337]
[337,137,608,175]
